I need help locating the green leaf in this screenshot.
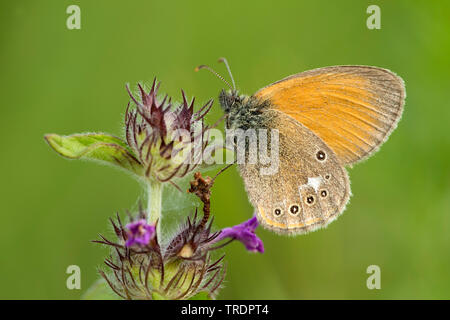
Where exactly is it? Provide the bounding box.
[81,278,120,300]
[44,133,143,176]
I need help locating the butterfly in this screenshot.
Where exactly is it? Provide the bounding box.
[197,58,405,235]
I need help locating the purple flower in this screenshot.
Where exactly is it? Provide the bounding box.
[216,216,264,253]
[124,79,214,182]
[125,219,155,247]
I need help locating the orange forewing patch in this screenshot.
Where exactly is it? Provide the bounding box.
[255,67,404,165]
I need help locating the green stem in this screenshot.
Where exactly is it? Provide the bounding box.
[147,179,163,234]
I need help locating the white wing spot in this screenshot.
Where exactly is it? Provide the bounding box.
[307,177,322,192]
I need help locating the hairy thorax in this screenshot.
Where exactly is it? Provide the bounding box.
[218,90,272,130]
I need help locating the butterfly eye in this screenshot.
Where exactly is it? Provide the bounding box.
[274,208,283,216]
[289,205,300,215]
[305,195,315,205]
[320,189,328,198]
[316,150,326,161]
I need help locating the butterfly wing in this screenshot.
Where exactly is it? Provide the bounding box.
[239,110,351,235]
[254,66,405,166]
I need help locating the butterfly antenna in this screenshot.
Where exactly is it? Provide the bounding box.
[218,57,236,90]
[212,164,233,182]
[195,65,233,91]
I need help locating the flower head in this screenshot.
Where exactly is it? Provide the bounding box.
[125,219,155,247]
[125,79,213,183]
[216,216,264,253]
[94,208,225,300]
[45,77,217,188]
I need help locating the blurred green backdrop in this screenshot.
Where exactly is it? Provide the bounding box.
[1,0,449,299]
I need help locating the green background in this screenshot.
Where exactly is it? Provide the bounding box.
[1,0,449,299]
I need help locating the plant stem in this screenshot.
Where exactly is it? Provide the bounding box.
[147,179,163,234]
